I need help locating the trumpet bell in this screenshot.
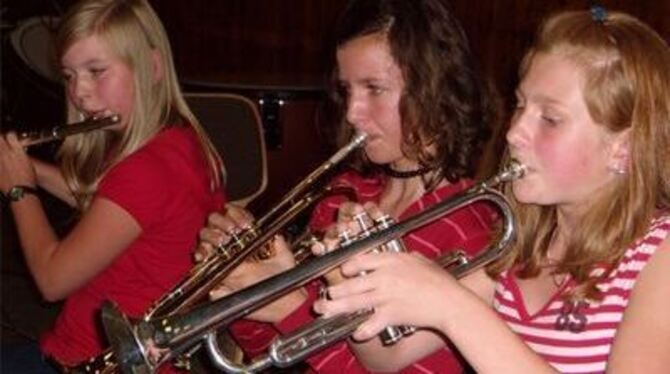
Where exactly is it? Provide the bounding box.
[101,301,153,374]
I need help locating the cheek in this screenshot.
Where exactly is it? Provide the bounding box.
[107,77,134,113]
[538,135,605,189]
[377,102,403,139]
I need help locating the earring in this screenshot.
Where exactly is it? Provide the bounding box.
[608,164,627,175]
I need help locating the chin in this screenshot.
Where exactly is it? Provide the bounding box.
[511,182,540,204]
[363,149,391,165]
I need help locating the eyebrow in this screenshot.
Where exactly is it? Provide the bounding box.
[516,88,565,107]
[61,57,108,69]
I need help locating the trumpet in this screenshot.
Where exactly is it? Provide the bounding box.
[15,114,120,147]
[100,161,525,374]
[65,132,367,373]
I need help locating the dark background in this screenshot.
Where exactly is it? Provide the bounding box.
[1,0,668,363]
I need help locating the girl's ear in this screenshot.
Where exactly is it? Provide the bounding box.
[151,49,163,83]
[608,128,631,175]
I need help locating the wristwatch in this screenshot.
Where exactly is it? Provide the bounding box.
[6,185,39,202]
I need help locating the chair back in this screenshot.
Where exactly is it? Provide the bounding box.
[185,93,268,206]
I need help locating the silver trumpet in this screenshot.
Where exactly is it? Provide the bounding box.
[65,132,367,374]
[101,161,525,374]
[15,114,120,147]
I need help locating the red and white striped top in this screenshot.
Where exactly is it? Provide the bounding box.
[493,213,670,374]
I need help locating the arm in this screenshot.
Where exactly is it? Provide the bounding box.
[208,236,308,323]
[32,157,77,206]
[335,196,499,371]
[11,195,141,301]
[607,236,670,373]
[198,206,308,323]
[342,263,497,371]
[317,252,557,373]
[2,133,140,300]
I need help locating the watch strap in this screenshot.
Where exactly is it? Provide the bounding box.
[4,185,39,203]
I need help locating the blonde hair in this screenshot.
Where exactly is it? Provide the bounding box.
[488,10,670,300]
[55,0,223,209]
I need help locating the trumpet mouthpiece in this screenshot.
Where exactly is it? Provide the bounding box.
[353,132,368,145]
[503,160,526,181]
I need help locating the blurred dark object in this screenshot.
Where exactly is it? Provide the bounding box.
[2,15,64,136]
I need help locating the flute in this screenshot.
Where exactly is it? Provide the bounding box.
[15,114,120,147]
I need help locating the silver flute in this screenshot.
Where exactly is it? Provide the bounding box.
[15,114,120,147]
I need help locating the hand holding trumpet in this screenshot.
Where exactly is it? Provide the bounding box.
[314,250,464,341]
[196,204,307,323]
[313,201,392,287]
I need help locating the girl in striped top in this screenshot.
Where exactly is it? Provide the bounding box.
[317,7,670,374]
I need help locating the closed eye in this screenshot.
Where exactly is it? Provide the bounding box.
[90,67,106,78]
[367,84,385,95]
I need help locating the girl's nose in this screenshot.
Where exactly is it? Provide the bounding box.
[70,76,92,106]
[345,93,367,129]
[506,110,528,149]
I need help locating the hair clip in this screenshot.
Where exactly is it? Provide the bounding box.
[590,5,608,24]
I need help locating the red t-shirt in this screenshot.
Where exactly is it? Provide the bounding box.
[230,170,496,373]
[41,125,225,367]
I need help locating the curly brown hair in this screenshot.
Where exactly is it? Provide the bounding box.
[328,0,499,188]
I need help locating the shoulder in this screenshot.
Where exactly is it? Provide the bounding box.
[308,170,383,232]
[608,214,670,370]
[97,126,203,206]
[648,212,670,254]
[624,211,670,259]
[626,210,670,287]
[431,179,475,199]
[326,169,385,204]
[137,125,202,166]
[104,126,201,185]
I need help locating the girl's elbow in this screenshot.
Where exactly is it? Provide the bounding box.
[35,277,70,302]
[39,286,67,302]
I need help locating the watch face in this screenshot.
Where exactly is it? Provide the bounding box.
[9,187,24,201]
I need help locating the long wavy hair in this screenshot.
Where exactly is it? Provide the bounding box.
[329,0,499,188]
[55,0,223,210]
[488,10,670,301]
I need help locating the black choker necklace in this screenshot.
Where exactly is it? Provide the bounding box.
[381,165,434,179]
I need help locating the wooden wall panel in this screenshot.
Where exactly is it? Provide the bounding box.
[149,0,670,210]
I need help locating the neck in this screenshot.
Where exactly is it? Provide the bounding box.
[548,208,584,263]
[382,164,434,179]
[555,205,584,240]
[379,176,427,218]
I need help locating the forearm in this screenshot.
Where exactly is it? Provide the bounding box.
[32,158,76,206]
[439,285,556,374]
[10,195,62,300]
